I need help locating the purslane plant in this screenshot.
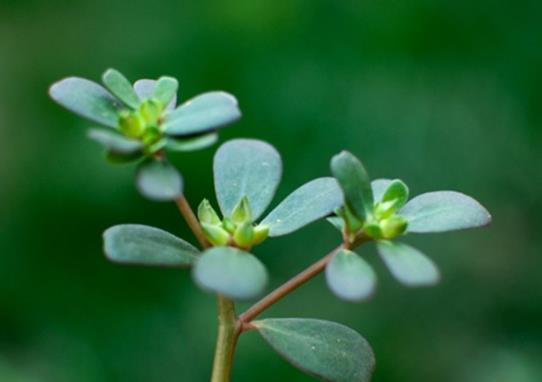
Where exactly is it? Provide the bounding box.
[49,69,491,382]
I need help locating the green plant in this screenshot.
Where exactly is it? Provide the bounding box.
[49,69,491,382]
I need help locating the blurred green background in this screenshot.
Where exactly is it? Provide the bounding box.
[1,0,541,381]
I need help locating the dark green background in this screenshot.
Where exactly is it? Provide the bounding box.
[1,0,541,381]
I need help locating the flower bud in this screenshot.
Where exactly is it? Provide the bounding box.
[252,224,270,246]
[201,222,230,246]
[363,221,382,239]
[380,215,408,239]
[231,196,252,225]
[198,199,221,225]
[374,200,398,220]
[233,221,254,248]
[221,217,236,234]
[139,99,162,125]
[119,111,145,138]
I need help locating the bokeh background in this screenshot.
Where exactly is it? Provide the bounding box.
[1,0,541,381]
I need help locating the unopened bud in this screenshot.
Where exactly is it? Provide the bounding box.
[231,196,252,224]
[119,111,145,138]
[252,224,270,246]
[221,217,236,234]
[139,99,162,125]
[198,199,221,225]
[201,222,230,246]
[380,215,408,239]
[364,221,382,239]
[233,221,254,248]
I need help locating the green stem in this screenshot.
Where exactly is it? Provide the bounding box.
[174,195,240,382]
[211,295,240,382]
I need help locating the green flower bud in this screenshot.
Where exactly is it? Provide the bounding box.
[119,110,145,138]
[231,196,252,225]
[221,217,236,234]
[363,221,382,239]
[380,215,408,239]
[233,221,254,248]
[252,224,270,246]
[142,125,162,146]
[139,99,162,126]
[198,199,221,225]
[201,222,230,246]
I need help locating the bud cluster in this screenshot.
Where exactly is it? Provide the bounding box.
[198,196,270,249]
[338,180,409,242]
[118,98,167,154]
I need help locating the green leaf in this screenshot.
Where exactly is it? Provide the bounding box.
[214,139,282,220]
[135,159,183,201]
[192,247,268,300]
[153,76,178,107]
[399,191,491,233]
[381,179,409,209]
[371,179,392,203]
[261,177,343,237]
[325,249,377,302]
[377,241,440,286]
[103,224,198,267]
[331,151,373,220]
[327,216,345,232]
[133,79,176,110]
[163,92,241,136]
[87,128,143,154]
[166,132,218,152]
[254,318,375,382]
[102,68,140,109]
[49,77,121,128]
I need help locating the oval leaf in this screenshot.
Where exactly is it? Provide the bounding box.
[261,177,343,237]
[103,224,198,267]
[214,139,282,220]
[102,68,140,109]
[371,179,392,203]
[326,249,377,302]
[192,247,268,301]
[153,76,178,107]
[331,151,373,220]
[87,128,143,154]
[164,92,241,136]
[49,77,121,128]
[381,179,409,209]
[133,79,176,110]
[399,191,491,233]
[377,241,440,286]
[136,159,183,201]
[254,318,375,382]
[166,132,218,152]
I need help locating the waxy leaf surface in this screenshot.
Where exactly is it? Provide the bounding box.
[103,224,198,267]
[254,318,375,382]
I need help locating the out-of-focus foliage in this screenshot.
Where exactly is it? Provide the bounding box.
[0,0,541,381]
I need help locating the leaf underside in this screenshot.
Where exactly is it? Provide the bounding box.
[326,249,377,302]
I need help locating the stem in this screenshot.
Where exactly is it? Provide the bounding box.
[174,195,238,382]
[175,195,209,249]
[239,245,343,324]
[211,296,241,382]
